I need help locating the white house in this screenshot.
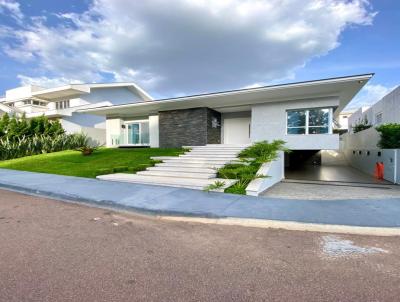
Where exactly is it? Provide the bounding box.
[78,74,372,194]
[348,86,400,133]
[80,74,371,150]
[0,82,152,143]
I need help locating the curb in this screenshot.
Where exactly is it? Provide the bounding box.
[1,183,399,237]
[159,216,400,237]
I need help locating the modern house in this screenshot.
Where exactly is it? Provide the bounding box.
[80,74,372,151]
[0,83,152,143]
[348,85,400,133]
[77,74,371,194]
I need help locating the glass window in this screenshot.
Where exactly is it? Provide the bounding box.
[287,127,306,134]
[287,108,332,135]
[309,108,329,127]
[375,112,383,125]
[287,110,306,134]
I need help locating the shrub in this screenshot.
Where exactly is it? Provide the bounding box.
[203,180,226,192]
[376,123,400,149]
[239,140,287,164]
[0,133,89,161]
[216,140,287,195]
[0,113,65,141]
[353,117,372,133]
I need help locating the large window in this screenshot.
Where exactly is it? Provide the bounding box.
[287,108,332,135]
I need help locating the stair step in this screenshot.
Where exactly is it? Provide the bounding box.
[162,160,234,166]
[147,166,217,173]
[97,174,237,191]
[183,147,245,150]
[152,157,234,164]
[156,162,225,169]
[185,151,240,156]
[137,170,215,179]
[183,144,248,148]
[179,155,237,159]
[181,153,239,157]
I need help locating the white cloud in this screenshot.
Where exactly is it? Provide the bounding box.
[347,84,396,109]
[1,0,375,94]
[0,0,23,21]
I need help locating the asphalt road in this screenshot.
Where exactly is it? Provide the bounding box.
[0,189,399,302]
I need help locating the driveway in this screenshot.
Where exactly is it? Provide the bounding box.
[285,164,391,184]
[263,181,400,200]
[1,189,400,302]
[269,164,399,200]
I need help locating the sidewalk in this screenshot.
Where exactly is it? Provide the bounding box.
[0,168,399,228]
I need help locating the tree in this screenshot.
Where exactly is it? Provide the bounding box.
[0,113,10,138]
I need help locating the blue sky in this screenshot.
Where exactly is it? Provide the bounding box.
[0,0,399,108]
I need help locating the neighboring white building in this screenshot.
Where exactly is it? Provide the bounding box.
[0,83,152,143]
[348,86,400,133]
[336,108,357,130]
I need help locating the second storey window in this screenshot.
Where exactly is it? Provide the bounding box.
[56,100,70,110]
[375,112,383,125]
[287,108,332,135]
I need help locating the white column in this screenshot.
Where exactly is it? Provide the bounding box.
[149,115,159,148]
[105,118,123,147]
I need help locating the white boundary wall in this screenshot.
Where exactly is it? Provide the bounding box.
[341,128,400,184]
[246,151,284,196]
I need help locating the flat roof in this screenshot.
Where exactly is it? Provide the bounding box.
[78,74,373,118]
[31,85,91,100]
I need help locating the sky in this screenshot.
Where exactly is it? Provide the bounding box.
[0,0,399,109]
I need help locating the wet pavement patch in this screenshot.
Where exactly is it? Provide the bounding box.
[321,235,388,257]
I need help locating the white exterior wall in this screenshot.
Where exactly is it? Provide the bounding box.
[149,115,159,148]
[340,130,399,184]
[105,118,123,147]
[5,85,44,99]
[222,112,251,144]
[246,151,284,196]
[76,87,143,107]
[341,118,400,184]
[336,110,355,130]
[348,86,400,133]
[251,97,340,150]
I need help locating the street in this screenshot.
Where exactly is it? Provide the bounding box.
[0,189,399,302]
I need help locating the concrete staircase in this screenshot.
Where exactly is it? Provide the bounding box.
[97,144,248,191]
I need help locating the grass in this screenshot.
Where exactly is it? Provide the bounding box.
[0,147,182,178]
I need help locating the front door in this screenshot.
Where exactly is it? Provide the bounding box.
[223,117,251,144]
[128,123,140,144]
[126,122,150,145]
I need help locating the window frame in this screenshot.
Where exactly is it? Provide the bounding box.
[286,107,333,135]
[375,112,383,125]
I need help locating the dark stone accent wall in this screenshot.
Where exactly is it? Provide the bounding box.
[159,107,221,148]
[206,108,222,144]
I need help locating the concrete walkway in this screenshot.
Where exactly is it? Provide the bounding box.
[0,168,399,228]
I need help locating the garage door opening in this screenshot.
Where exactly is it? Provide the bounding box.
[284,150,390,185]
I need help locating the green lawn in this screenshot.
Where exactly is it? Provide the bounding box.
[0,148,182,178]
